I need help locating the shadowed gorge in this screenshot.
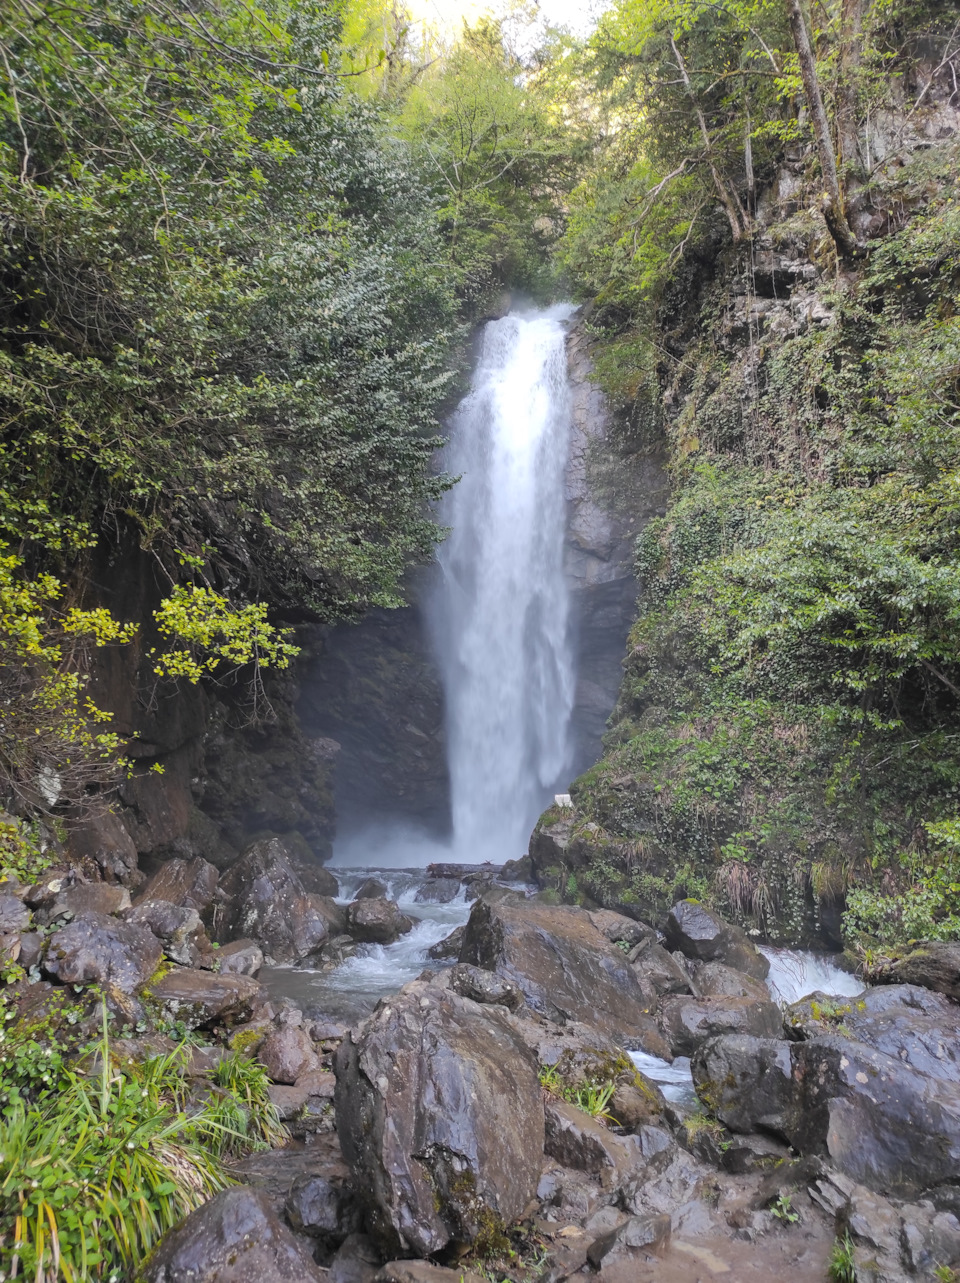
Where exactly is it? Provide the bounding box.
[1,0,960,1278]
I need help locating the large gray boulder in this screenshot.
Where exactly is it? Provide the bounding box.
[135,856,219,914]
[459,898,665,1051]
[126,899,213,968]
[664,901,769,980]
[148,967,263,1029]
[334,982,543,1257]
[142,1187,326,1282]
[784,984,960,1083]
[659,993,782,1057]
[345,898,413,945]
[214,838,328,963]
[43,912,163,992]
[693,1032,960,1196]
[871,942,960,1000]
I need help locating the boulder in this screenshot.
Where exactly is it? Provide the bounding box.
[629,939,693,998]
[693,1032,960,1196]
[47,882,131,921]
[664,901,769,979]
[17,931,43,970]
[217,939,264,976]
[66,810,139,885]
[0,894,31,934]
[328,1233,382,1283]
[502,1011,626,1078]
[354,877,388,901]
[215,839,328,963]
[587,910,657,948]
[784,984,960,1082]
[544,1099,647,1191]
[448,963,523,1010]
[258,1025,321,1084]
[345,898,413,945]
[335,982,543,1256]
[291,861,339,898]
[43,912,163,992]
[691,961,770,1001]
[286,1174,363,1246]
[691,1035,796,1135]
[427,925,464,961]
[459,898,665,1050]
[872,942,960,1001]
[148,968,262,1029]
[586,1214,671,1270]
[136,856,219,914]
[376,1265,486,1283]
[311,895,348,937]
[414,877,461,905]
[659,994,782,1057]
[141,1186,326,1282]
[126,899,213,967]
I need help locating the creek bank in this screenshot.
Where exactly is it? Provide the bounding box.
[8,858,960,1282]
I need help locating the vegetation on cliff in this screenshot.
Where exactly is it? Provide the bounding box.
[539,0,960,948]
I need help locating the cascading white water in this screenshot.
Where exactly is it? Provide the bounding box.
[430,305,577,863]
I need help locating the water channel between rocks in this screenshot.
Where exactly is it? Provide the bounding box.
[260,865,866,1109]
[264,304,868,1111]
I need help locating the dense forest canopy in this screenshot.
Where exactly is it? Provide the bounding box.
[1,0,959,943]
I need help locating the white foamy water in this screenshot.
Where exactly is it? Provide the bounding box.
[259,868,475,1022]
[760,947,865,1006]
[629,1051,697,1106]
[429,305,577,864]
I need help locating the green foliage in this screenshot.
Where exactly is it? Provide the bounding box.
[0,1013,283,1280]
[0,0,457,622]
[829,1232,857,1283]
[0,553,135,818]
[770,1193,799,1223]
[152,586,298,685]
[0,816,54,884]
[400,18,578,309]
[538,1064,619,1124]
[554,131,960,942]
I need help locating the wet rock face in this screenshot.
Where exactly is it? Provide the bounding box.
[142,1186,326,1282]
[872,941,960,1000]
[66,810,141,886]
[126,899,212,967]
[286,1174,364,1247]
[784,984,960,1082]
[43,912,163,992]
[148,968,263,1030]
[414,877,461,905]
[659,994,782,1057]
[448,963,524,1010]
[693,1031,960,1197]
[664,901,769,980]
[135,856,219,914]
[354,877,388,901]
[459,897,665,1051]
[214,838,328,963]
[334,982,544,1257]
[257,1025,320,1085]
[345,898,413,945]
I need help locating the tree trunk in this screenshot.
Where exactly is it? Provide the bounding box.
[671,38,745,242]
[837,0,866,174]
[783,0,860,257]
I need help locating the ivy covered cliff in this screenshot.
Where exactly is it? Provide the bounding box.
[533,0,960,952]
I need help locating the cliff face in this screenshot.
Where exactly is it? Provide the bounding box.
[70,540,335,884]
[294,316,669,844]
[563,325,669,776]
[531,73,960,947]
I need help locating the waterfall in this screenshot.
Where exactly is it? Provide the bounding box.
[429,305,577,863]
